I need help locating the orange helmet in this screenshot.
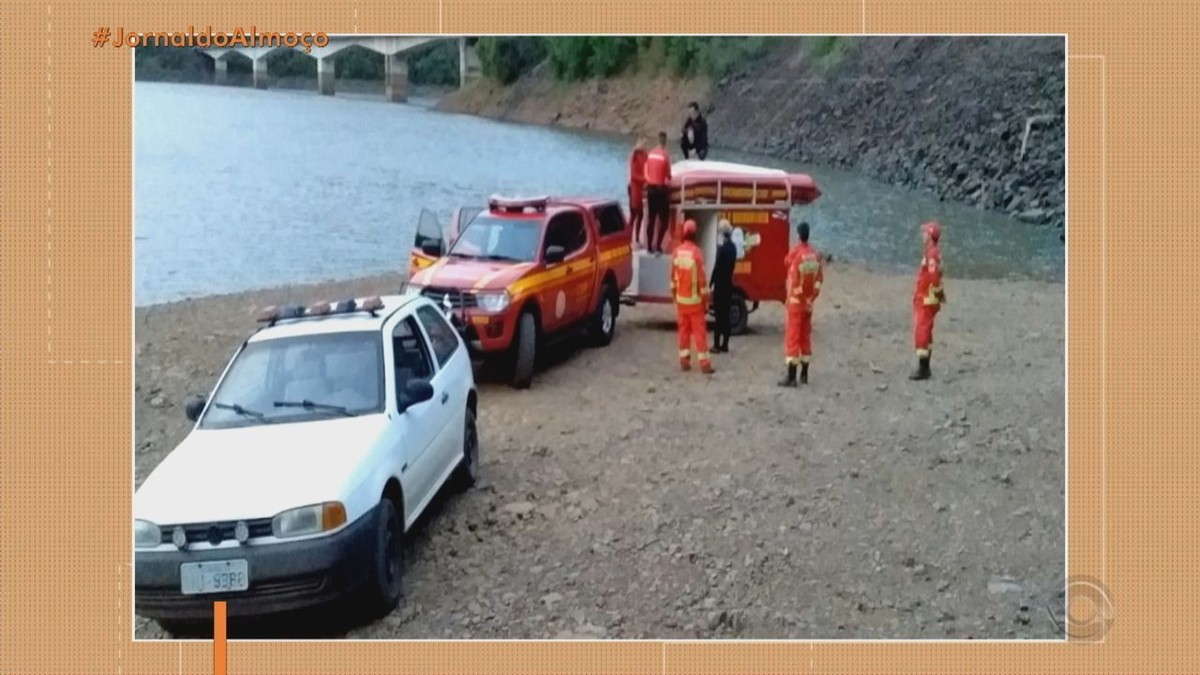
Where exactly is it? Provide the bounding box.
[922,221,941,242]
[682,219,698,238]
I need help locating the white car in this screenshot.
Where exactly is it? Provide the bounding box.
[134,294,479,632]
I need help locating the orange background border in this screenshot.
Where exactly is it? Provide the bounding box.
[0,0,1190,672]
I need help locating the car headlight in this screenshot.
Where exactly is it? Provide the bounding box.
[476,291,511,313]
[134,520,162,549]
[271,502,347,539]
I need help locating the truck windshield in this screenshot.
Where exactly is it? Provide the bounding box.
[199,331,385,429]
[447,214,542,263]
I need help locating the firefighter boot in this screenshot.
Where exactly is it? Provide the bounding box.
[778,364,797,387]
[799,362,809,384]
[680,358,692,372]
[908,356,931,381]
[700,361,715,375]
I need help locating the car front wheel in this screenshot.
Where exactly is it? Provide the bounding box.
[364,498,404,616]
[509,311,537,389]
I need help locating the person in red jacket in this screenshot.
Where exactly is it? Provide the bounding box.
[670,219,713,374]
[778,222,824,386]
[644,131,673,255]
[628,138,648,248]
[910,221,946,380]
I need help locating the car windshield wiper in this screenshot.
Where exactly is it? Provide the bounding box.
[481,253,525,263]
[211,402,271,423]
[272,400,356,417]
[446,250,477,259]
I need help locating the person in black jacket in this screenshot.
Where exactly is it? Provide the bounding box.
[681,101,709,160]
[710,219,738,353]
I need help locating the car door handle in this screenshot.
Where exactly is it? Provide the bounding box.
[440,391,449,405]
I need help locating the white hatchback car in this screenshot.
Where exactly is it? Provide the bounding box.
[134,294,479,632]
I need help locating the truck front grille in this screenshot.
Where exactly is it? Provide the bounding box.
[421,287,478,310]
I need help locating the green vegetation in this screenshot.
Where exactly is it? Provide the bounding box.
[806,36,856,72]
[476,37,547,84]
[477,36,777,84]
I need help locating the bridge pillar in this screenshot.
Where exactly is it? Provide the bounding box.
[384,53,408,103]
[317,56,335,96]
[252,56,269,90]
[458,38,482,88]
[213,57,229,86]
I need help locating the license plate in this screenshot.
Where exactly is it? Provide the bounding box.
[180,560,249,595]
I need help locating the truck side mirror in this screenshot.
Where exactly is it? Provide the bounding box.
[185,397,206,422]
[544,245,565,265]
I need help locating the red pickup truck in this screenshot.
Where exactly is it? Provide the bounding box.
[407,196,633,389]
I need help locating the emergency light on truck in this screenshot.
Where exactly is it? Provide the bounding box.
[488,195,549,213]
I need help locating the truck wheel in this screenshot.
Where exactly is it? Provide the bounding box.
[452,405,480,491]
[364,498,404,616]
[588,283,618,347]
[510,311,537,390]
[730,291,750,336]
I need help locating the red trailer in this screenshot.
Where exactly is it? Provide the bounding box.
[621,160,821,334]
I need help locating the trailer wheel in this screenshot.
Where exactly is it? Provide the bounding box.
[509,311,537,390]
[730,290,750,336]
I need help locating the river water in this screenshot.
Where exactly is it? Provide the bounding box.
[135,82,1064,306]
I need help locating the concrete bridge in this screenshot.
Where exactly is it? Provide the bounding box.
[201,35,482,102]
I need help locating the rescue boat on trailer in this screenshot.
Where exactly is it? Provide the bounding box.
[622,159,821,335]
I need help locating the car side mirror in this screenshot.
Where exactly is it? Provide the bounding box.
[400,379,434,412]
[185,397,207,422]
[544,245,565,265]
[421,240,444,257]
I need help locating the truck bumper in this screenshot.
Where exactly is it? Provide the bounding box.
[135,509,376,621]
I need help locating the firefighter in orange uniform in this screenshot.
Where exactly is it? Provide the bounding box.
[778,222,823,387]
[670,219,714,374]
[910,221,946,380]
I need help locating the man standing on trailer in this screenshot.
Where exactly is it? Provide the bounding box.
[910,221,946,381]
[710,219,738,353]
[681,102,709,160]
[778,222,824,387]
[671,219,714,374]
[628,138,648,248]
[644,131,673,255]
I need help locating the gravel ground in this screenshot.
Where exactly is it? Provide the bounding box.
[135,263,1065,640]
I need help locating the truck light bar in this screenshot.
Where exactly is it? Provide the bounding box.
[488,195,549,213]
[256,296,385,326]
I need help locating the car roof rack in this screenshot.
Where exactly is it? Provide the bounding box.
[256,296,384,327]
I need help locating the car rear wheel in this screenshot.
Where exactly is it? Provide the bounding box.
[452,406,480,491]
[155,619,207,638]
[509,311,537,390]
[364,498,404,616]
[588,282,618,347]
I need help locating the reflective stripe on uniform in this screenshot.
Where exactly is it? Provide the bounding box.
[786,356,800,366]
[916,348,930,357]
[800,355,811,364]
[673,252,703,305]
[679,349,691,358]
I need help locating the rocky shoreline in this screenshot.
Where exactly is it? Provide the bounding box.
[440,37,1065,228]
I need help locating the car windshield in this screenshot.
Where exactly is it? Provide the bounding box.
[199,331,384,429]
[447,214,542,263]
